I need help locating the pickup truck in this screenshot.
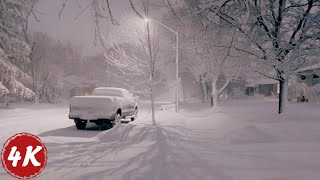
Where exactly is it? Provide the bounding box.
[69,87,138,130]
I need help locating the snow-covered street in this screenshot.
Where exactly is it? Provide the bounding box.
[1,99,320,180]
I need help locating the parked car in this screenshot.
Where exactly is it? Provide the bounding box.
[297,95,309,103]
[69,87,138,130]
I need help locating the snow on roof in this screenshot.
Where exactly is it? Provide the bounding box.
[94,87,128,92]
[255,78,279,85]
[295,63,320,73]
[246,78,278,87]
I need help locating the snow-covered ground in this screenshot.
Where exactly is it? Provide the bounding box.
[0,98,320,180]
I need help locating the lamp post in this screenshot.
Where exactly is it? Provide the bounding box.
[144,18,179,113]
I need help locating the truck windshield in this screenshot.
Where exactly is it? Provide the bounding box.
[91,89,123,97]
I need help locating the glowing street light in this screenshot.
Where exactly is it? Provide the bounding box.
[144,17,179,113]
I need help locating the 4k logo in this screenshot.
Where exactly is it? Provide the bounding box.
[1,133,47,179]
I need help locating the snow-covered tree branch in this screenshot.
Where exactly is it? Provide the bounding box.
[0,0,38,101]
[185,0,320,113]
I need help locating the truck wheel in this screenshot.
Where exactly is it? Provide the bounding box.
[75,121,86,130]
[113,113,121,126]
[131,108,138,121]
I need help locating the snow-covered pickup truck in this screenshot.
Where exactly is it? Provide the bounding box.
[69,87,138,130]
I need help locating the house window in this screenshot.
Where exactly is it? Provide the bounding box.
[313,74,319,79]
[301,75,306,80]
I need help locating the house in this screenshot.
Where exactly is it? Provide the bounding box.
[291,63,320,103]
[246,69,279,97]
[295,63,320,87]
[244,63,320,102]
[245,77,279,97]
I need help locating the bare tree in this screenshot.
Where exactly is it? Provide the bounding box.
[161,3,253,107]
[185,28,251,107]
[104,1,164,125]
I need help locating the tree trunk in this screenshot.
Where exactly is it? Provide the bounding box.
[211,78,231,107]
[206,82,211,102]
[201,80,208,103]
[151,81,156,125]
[34,92,39,103]
[199,75,205,102]
[211,78,219,107]
[4,94,9,107]
[31,59,38,103]
[278,79,288,114]
[32,81,39,103]
[200,85,205,102]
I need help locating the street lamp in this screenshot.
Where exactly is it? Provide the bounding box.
[144,18,179,113]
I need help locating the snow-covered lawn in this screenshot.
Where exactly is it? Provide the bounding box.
[0,99,320,180]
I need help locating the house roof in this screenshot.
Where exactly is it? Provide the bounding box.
[94,87,127,92]
[246,78,279,87]
[295,63,320,73]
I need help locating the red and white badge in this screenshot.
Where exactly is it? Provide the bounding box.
[1,133,47,179]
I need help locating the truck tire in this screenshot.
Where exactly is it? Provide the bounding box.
[131,108,138,121]
[113,113,121,126]
[75,121,86,130]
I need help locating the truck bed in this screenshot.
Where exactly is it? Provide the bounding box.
[69,96,119,120]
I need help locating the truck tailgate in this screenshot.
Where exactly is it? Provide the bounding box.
[69,96,116,120]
